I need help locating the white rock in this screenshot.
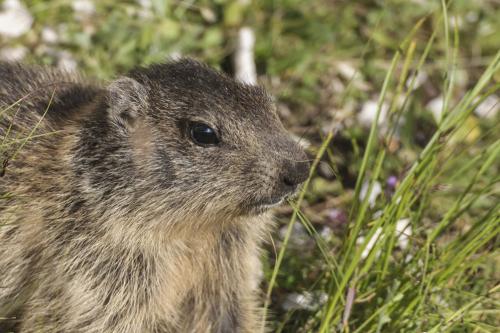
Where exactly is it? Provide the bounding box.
[358,100,389,127]
[282,292,314,311]
[41,27,59,44]
[72,0,95,20]
[279,223,308,247]
[336,61,369,91]
[474,95,499,119]
[57,51,77,72]
[372,210,384,219]
[336,61,357,80]
[431,292,450,308]
[0,45,27,61]
[357,218,412,261]
[329,77,345,94]
[136,0,153,19]
[357,227,382,259]
[169,51,183,61]
[136,0,152,9]
[395,218,411,250]
[320,226,333,240]
[406,70,427,91]
[234,27,257,85]
[426,96,444,124]
[449,16,464,30]
[282,291,327,311]
[359,181,382,208]
[200,7,216,23]
[0,0,33,38]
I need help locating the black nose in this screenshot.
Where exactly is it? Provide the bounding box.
[281,159,310,189]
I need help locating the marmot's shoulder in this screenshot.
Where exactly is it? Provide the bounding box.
[0,61,83,101]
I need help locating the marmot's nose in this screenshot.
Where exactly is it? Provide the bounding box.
[281,159,310,189]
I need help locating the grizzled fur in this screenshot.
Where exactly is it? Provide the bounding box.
[0,59,308,332]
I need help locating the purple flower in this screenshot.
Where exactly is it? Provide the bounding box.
[326,208,347,228]
[387,175,398,189]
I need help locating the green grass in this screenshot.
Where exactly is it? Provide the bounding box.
[1,0,499,332]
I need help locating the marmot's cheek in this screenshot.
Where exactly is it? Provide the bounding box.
[152,150,177,188]
[237,181,284,216]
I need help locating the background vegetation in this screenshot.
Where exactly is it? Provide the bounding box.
[1,0,499,332]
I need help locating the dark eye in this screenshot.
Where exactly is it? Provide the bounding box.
[189,122,220,146]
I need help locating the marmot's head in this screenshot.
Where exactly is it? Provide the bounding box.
[79,59,308,221]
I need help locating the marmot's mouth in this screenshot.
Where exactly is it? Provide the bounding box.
[259,197,285,210]
[247,196,287,215]
[244,183,303,215]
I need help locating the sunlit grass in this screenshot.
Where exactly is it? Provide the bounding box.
[265,4,499,332]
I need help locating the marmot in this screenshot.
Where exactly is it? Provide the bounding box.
[0,59,309,332]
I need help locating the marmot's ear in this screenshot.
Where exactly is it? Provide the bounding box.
[107,77,148,129]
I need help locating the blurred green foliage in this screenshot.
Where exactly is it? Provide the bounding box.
[16,1,500,102]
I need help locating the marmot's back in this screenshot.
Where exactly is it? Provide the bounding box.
[0,62,100,135]
[0,63,102,227]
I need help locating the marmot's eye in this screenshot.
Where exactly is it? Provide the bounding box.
[189,122,220,146]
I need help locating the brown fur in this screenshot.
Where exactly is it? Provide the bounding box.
[0,59,308,332]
